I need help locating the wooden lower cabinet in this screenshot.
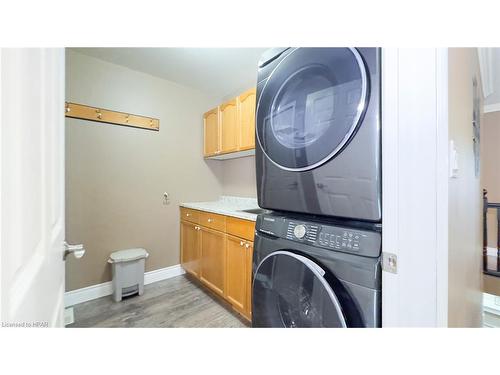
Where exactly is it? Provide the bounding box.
[225,235,248,315]
[180,208,255,322]
[180,220,200,278]
[245,241,253,320]
[200,227,226,297]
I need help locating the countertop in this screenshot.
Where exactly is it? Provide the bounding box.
[180,196,260,222]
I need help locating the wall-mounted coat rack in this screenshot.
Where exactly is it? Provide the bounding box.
[65,102,159,131]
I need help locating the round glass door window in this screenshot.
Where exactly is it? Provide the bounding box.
[252,251,347,328]
[256,48,368,171]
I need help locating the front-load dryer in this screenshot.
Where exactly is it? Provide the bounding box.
[255,48,381,222]
[252,212,382,328]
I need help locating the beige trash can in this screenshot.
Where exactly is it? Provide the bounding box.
[108,248,149,302]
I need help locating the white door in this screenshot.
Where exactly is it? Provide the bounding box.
[1,48,66,327]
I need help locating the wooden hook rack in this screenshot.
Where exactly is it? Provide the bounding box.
[65,102,159,131]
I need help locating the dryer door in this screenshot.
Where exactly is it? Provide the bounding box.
[256,48,368,171]
[252,251,349,328]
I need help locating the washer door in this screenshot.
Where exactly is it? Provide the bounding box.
[256,48,368,171]
[252,251,348,328]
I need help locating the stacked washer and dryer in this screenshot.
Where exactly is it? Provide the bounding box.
[252,48,382,328]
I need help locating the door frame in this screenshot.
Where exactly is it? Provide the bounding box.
[381,48,449,327]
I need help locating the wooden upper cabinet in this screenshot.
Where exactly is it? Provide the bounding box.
[237,88,257,151]
[219,99,239,154]
[203,107,219,157]
[203,87,257,159]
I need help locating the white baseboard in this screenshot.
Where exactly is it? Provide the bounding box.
[64,280,113,307]
[484,102,500,113]
[64,264,185,307]
[144,264,185,284]
[483,293,500,315]
[487,247,499,256]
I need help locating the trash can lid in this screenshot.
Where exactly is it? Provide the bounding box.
[108,248,149,263]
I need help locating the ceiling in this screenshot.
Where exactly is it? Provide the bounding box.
[71,48,267,99]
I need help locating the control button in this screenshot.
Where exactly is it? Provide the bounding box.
[293,224,307,239]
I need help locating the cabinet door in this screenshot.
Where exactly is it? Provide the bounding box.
[237,88,256,151]
[200,227,226,297]
[204,107,219,157]
[245,241,253,321]
[225,235,248,314]
[180,220,201,278]
[220,99,238,153]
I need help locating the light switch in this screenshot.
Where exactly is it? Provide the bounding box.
[449,140,459,178]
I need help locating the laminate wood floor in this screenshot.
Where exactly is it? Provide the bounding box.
[67,275,249,328]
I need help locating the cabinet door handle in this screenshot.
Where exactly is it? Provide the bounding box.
[240,241,244,246]
[207,218,213,223]
[186,213,190,217]
[245,243,250,249]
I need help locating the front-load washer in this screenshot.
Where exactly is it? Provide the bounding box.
[252,212,381,328]
[255,48,381,222]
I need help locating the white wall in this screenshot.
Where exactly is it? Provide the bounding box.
[65,49,258,291]
[65,50,224,290]
[221,156,257,198]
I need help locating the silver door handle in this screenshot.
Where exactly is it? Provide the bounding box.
[64,241,85,261]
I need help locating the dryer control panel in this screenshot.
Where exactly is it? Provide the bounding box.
[258,214,381,258]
